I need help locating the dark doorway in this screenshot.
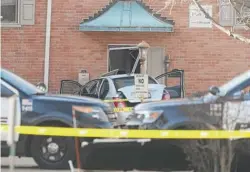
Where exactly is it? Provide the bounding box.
[108,45,140,74]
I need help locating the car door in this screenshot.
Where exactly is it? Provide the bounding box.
[60,80,82,95]
[1,79,21,143]
[60,79,101,97]
[81,79,103,98]
[155,69,185,98]
[98,79,110,100]
[222,79,250,130]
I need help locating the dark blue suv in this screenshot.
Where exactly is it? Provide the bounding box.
[1,68,114,169]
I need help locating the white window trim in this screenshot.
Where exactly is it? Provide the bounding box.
[1,0,21,27]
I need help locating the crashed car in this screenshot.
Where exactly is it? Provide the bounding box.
[60,69,185,127]
[0,68,113,169]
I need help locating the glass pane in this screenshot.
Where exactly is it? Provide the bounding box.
[235,6,250,25]
[221,5,232,21]
[1,84,15,98]
[112,76,157,90]
[1,0,17,23]
[220,0,230,5]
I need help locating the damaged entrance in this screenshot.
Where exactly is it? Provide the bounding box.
[108,44,166,84]
[108,45,140,74]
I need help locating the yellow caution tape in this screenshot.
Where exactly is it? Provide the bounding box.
[1,125,250,139]
[113,107,133,112]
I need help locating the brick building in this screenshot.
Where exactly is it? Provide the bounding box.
[1,0,250,94]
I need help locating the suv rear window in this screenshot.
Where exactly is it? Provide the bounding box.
[112,76,157,90]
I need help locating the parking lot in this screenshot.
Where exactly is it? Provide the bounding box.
[1,158,55,172]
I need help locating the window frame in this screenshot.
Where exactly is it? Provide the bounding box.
[233,6,250,28]
[82,79,102,95]
[1,0,21,27]
[219,0,249,29]
[99,79,110,99]
[89,79,102,95]
[1,79,20,98]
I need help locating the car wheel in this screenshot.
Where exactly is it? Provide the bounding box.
[30,136,76,169]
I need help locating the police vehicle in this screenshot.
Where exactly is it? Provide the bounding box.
[0,68,114,169]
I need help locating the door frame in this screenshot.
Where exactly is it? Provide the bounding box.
[1,79,21,143]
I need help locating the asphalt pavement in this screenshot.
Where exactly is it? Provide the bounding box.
[0,157,192,172]
[1,157,57,172]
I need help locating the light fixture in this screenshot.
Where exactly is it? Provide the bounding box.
[137,41,150,60]
[137,41,150,74]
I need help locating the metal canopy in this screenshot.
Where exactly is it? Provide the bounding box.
[79,0,174,32]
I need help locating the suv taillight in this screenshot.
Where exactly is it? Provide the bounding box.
[162,89,170,100]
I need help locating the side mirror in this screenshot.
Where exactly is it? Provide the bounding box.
[36,82,47,92]
[209,86,220,96]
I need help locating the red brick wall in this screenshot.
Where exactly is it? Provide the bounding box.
[1,0,250,95]
[1,0,47,84]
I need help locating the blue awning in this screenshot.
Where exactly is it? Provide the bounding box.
[79,0,174,32]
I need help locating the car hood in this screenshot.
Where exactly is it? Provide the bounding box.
[134,97,205,110]
[32,94,106,105]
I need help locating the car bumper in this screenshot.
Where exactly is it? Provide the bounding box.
[114,112,133,126]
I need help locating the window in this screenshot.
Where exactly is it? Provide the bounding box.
[235,6,250,26]
[112,76,157,90]
[219,0,250,28]
[1,0,35,26]
[82,79,102,95]
[83,80,98,93]
[1,0,18,23]
[99,79,109,99]
[226,79,250,98]
[1,83,15,98]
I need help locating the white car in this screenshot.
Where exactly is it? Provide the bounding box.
[60,69,185,127]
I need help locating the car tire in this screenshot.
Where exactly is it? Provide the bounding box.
[30,135,76,169]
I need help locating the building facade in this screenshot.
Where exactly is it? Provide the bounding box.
[1,0,250,94]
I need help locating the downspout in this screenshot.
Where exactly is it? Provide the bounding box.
[44,0,52,89]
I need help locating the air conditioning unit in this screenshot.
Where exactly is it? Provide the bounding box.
[78,70,89,85]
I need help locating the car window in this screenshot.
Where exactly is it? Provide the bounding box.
[88,79,102,95]
[1,83,15,97]
[220,71,250,96]
[99,79,109,99]
[60,80,82,95]
[112,76,157,90]
[227,79,250,99]
[244,92,250,100]
[83,80,99,93]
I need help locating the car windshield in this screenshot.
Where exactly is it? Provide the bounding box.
[112,76,157,90]
[204,70,250,99]
[219,70,250,95]
[1,69,44,95]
